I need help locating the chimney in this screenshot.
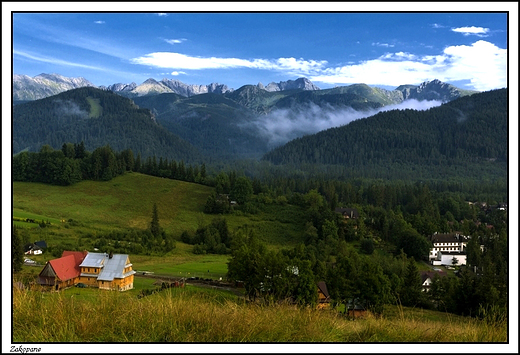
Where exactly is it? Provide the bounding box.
[109,252,113,259]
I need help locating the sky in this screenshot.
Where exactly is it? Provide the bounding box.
[7,3,513,92]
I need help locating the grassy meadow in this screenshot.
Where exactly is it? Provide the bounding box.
[12,284,507,343]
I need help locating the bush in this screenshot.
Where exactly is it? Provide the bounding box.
[193,244,207,255]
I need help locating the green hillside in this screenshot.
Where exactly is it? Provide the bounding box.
[262,89,507,181]
[134,92,270,159]
[12,87,201,161]
[12,172,307,253]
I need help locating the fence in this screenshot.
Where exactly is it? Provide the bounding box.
[135,271,227,281]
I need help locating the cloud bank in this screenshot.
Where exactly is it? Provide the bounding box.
[130,40,506,91]
[246,99,443,148]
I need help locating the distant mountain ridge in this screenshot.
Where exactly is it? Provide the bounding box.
[13,73,479,104]
[13,73,96,101]
[259,77,321,92]
[104,78,234,98]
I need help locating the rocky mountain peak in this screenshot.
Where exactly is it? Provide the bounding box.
[396,79,467,102]
[264,77,321,92]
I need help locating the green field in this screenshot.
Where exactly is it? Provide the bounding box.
[13,172,213,234]
[12,172,307,279]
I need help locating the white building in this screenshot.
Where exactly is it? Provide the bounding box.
[431,251,467,266]
[429,232,468,261]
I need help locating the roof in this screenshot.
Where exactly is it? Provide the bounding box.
[317,281,330,299]
[346,299,366,310]
[97,254,135,282]
[45,254,82,281]
[34,240,47,249]
[79,252,106,268]
[420,270,447,283]
[24,243,42,252]
[430,233,467,243]
[62,250,88,265]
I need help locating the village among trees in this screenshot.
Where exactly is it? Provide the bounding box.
[12,142,508,321]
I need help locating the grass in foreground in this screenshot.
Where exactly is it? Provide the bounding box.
[12,285,507,343]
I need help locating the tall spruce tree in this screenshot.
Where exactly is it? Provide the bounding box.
[150,203,161,239]
[400,259,424,307]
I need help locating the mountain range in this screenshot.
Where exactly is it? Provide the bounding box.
[13,72,506,182]
[12,73,477,104]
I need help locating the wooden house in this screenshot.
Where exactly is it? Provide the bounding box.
[317,281,331,309]
[346,299,367,318]
[38,251,87,290]
[38,251,135,291]
[79,252,136,291]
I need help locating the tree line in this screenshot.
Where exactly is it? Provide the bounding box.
[12,142,208,186]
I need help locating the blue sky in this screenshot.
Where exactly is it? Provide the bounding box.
[8,5,512,92]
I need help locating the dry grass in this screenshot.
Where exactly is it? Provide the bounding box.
[12,284,507,343]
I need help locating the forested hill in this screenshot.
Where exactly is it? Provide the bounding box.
[12,87,201,162]
[262,89,507,172]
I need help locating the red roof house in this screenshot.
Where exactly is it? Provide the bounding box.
[38,251,87,290]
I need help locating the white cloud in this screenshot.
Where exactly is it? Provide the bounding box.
[171,71,186,76]
[94,21,105,24]
[130,52,327,74]
[452,26,490,37]
[165,38,186,45]
[157,13,168,17]
[372,42,394,47]
[130,40,506,92]
[14,49,141,78]
[248,99,443,147]
[14,49,104,70]
[309,40,506,91]
[441,40,506,91]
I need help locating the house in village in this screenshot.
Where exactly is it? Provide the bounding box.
[24,240,48,255]
[317,281,330,309]
[38,251,135,291]
[34,240,47,250]
[346,299,367,318]
[38,251,87,290]
[79,252,136,291]
[420,270,447,292]
[429,232,469,266]
[335,207,359,220]
[24,243,43,255]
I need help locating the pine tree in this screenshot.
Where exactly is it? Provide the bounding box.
[150,203,161,239]
[400,259,423,307]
